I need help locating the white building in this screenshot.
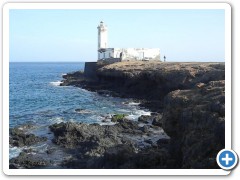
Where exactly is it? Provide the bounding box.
[97,21,161,62]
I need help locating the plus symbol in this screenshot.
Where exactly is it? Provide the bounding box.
[222,153,233,165]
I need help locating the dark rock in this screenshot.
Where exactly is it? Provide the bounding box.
[97,62,225,102]
[49,120,172,169]
[102,146,173,169]
[139,125,150,133]
[103,144,135,168]
[138,115,151,123]
[9,163,18,169]
[162,80,225,168]
[116,119,140,133]
[152,114,163,126]
[49,122,122,155]
[46,147,56,154]
[144,139,153,145]
[101,119,108,123]
[75,108,91,114]
[150,112,159,116]
[9,127,47,147]
[59,61,225,169]
[157,138,170,146]
[23,148,33,153]
[10,152,49,169]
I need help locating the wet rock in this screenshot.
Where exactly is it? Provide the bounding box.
[60,71,85,86]
[9,163,19,169]
[10,152,49,169]
[46,147,57,154]
[9,127,47,147]
[49,119,170,168]
[139,125,150,133]
[101,119,108,123]
[138,115,151,123]
[23,148,34,153]
[49,122,122,155]
[75,108,91,114]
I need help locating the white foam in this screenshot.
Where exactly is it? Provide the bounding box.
[126,109,151,121]
[126,114,139,120]
[128,102,141,106]
[136,109,151,116]
[118,109,131,113]
[50,81,62,86]
[99,121,116,126]
[9,147,22,159]
[49,117,64,124]
[31,143,48,153]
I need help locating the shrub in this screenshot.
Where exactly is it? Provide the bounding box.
[111,114,126,122]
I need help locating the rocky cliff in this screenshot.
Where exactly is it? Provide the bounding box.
[60,61,225,169]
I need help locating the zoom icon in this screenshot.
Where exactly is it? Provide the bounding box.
[217,149,238,170]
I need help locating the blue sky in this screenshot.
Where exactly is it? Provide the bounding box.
[10,9,225,62]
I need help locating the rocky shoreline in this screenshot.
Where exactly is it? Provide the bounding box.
[10,113,171,169]
[10,61,225,169]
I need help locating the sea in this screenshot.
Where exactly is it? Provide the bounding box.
[9,62,151,160]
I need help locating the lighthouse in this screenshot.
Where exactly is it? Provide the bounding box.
[97,21,160,62]
[97,21,108,50]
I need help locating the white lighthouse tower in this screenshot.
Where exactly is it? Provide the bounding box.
[97,21,108,50]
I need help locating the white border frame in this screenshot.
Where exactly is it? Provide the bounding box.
[2,2,231,176]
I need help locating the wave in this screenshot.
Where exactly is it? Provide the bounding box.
[126,109,151,121]
[128,102,141,106]
[50,81,62,86]
[9,146,22,159]
[49,117,64,124]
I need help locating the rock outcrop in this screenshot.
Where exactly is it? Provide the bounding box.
[162,80,225,168]
[9,126,47,147]
[48,117,171,168]
[60,61,225,169]
[10,152,49,169]
[97,61,224,100]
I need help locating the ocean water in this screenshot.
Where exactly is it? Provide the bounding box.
[9,62,151,159]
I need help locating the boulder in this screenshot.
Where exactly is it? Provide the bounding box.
[9,127,47,147]
[10,152,49,169]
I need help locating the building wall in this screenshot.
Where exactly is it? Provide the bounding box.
[114,48,160,61]
[84,62,98,79]
[98,48,160,61]
[98,48,114,59]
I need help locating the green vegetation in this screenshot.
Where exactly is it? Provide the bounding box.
[111,114,126,122]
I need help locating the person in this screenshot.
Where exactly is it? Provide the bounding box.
[164,55,166,62]
[120,52,123,60]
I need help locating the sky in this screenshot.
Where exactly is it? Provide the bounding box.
[9,9,225,62]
